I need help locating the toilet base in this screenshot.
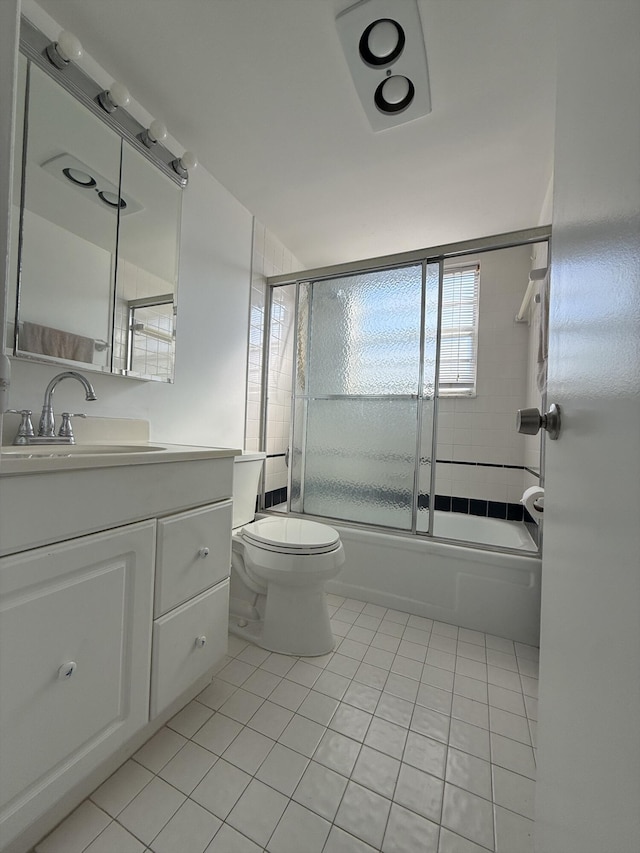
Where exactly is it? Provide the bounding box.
[229,584,336,657]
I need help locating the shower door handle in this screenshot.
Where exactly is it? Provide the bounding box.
[516,403,561,440]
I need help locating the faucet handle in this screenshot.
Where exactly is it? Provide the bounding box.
[58,412,86,440]
[5,409,35,444]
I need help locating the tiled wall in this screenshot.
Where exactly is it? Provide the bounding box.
[434,245,536,507]
[521,241,548,493]
[245,220,301,498]
[113,258,175,379]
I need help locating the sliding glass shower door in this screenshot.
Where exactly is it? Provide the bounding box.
[290,262,440,531]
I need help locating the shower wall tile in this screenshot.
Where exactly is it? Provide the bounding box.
[245,219,301,492]
[522,241,547,479]
[434,462,529,505]
[435,246,536,505]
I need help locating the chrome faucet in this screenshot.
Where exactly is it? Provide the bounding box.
[37,371,97,441]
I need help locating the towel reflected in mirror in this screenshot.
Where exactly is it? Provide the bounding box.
[21,321,95,363]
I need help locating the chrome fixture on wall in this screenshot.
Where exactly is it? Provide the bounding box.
[23,20,194,185]
[336,0,431,131]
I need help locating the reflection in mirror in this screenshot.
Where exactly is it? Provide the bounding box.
[8,20,185,383]
[15,63,121,369]
[114,144,181,381]
[126,295,175,379]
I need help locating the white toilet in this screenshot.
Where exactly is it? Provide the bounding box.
[229,453,344,656]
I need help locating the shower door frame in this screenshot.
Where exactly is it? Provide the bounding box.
[290,259,436,535]
[260,225,551,552]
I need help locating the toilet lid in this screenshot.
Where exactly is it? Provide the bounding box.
[241,517,340,553]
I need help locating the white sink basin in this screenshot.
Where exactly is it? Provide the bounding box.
[1,443,167,457]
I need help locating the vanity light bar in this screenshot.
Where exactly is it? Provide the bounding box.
[20,17,188,187]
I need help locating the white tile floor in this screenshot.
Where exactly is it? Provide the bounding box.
[35,596,539,853]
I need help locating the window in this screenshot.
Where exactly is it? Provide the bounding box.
[438,263,480,396]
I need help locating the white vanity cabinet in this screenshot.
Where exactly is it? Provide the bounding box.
[0,446,238,853]
[0,521,155,848]
[151,500,233,717]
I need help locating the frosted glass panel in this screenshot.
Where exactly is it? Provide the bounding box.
[295,282,310,396]
[289,397,306,513]
[307,266,422,396]
[302,398,418,529]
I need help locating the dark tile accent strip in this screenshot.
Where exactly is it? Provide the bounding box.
[435,494,451,512]
[452,497,469,514]
[488,501,508,519]
[469,499,488,517]
[264,487,288,508]
[436,460,530,471]
[507,503,524,521]
[418,493,430,510]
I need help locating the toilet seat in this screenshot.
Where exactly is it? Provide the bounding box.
[240,517,341,555]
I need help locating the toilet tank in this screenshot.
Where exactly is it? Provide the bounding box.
[232,453,266,528]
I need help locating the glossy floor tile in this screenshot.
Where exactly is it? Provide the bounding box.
[35,596,538,853]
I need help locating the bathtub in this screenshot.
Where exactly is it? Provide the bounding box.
[325,512,541,646]
[432,512,538,552]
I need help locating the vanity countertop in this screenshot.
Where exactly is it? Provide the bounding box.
[0,442,242,476]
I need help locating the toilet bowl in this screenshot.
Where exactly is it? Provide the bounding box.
[229,454,344,656]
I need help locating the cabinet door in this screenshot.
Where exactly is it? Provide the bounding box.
[0,521,155,845]
[155,501,232,616]
[151,579,229,718]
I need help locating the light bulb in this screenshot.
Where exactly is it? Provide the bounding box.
[46,30,83,68]
[139,119,168,148]
[98,81,131,113]
[180,151,197,171]
[108,81,130,108]
[149,120,167,143]
[56,30,83,62]
[171,150,197,179]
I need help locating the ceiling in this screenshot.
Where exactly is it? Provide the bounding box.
[36,0,557,269]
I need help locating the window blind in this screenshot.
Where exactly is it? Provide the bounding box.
[438,263,480,396]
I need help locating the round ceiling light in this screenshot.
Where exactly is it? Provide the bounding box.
[359,18,405,66]
[62,167,96,188]
[374,75,415,114]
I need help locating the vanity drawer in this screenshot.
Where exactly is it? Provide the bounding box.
[150,579,229,718]
[155,501,232,617]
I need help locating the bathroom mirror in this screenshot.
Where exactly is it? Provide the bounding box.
[113,138,181,380]
[8,39,183,382]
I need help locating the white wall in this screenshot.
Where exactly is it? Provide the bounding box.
[7,162,253,449]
